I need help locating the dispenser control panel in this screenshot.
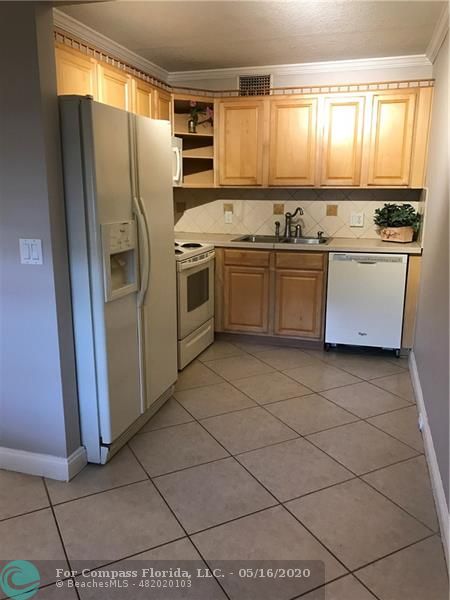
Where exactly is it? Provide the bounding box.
[101,221,138,302]
[107,222,136,254]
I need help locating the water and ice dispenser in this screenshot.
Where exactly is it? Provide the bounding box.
[101,221,138,302]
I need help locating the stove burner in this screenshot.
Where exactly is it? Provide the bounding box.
[175,249,183,254]
[181,242,202,248]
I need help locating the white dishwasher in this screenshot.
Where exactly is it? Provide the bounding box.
[325,253,408,352]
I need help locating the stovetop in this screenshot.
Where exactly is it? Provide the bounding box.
[174,240,214,260]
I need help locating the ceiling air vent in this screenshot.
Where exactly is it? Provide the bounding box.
[238,74,272,96]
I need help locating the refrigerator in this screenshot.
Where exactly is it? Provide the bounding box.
[60,96,177,464]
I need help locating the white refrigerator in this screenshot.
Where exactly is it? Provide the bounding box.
[60,97,177,464]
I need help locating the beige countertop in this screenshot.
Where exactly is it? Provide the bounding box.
[174,232,422,254]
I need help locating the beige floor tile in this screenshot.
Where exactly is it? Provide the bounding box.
[237,438,353,502]
[198,340,245,362]
[302,575,377,599]
[232,371,312,404]
[233,340,285,354]
[368,405,423,451]
[201,407,297,454]
[321,382,410,418]
[129,422,228,476]
[155,457,275,533]
[283,364,361,392]
[0,469,48,520]
[175,381,256,419]
[357,536,449,600]
[266,394,358,435]
[362,456,438,530]
[204,354,274,381]
[192,506,346,600]
[139,397,193,432]
[383,355,410,369]
[54,481,183,568]
[78,538,228,599]
[322,355,406,380]
[33,584,79,600]
[307,421,418,474]
[256,347,320,370]
[46,446,147,504]
[286,479,430,570]
[175,361,223,391]
[0,509,67,586]
[371,371,415,402]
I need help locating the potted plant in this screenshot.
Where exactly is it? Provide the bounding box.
[374,203,421,243]
[188,101,213,134]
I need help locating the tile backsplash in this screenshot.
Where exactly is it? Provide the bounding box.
[174,188,422,239]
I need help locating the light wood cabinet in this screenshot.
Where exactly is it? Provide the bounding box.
[320,96,365,186]
[223,266,270,332]
[269,97,318,186]
[97,64,133,111]
[55,47,97,98]
[218,100,267,186]
[134,79,156,118]
[155,90,172,122]
[367,92,416,186]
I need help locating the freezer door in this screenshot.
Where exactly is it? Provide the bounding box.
[134,116,178,408]
[85,101,142,445]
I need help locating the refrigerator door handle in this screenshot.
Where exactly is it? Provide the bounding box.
[138,196,151,305]
[174,146,182,184]
[133,196,150,307]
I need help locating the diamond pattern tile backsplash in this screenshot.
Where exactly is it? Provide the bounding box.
[174,188,423,239]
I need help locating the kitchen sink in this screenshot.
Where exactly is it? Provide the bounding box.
[282,237,328,245]
[232,235,281,243]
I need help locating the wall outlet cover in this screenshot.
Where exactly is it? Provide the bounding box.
[326,204,338,217]
[224,210,233,224]
[350,211,364,227]
[273,203,285,215]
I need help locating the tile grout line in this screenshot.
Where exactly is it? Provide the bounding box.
[126,442,233,600]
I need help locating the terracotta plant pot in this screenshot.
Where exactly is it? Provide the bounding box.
[379,226,414,243]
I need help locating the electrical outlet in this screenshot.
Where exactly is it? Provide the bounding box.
[326,204,338,217]
[224,210,233,224]
[350,212,364,227]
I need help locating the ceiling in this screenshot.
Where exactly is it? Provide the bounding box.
[60,1,446,72]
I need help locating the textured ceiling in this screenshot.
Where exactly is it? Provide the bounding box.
[60,1,445,71]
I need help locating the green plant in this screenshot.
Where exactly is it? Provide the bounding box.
[374,203,421,231]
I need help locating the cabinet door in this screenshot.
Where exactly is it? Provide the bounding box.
[55,47,97,97]
[97,64,132,111]
[219,100,266,186]
[155,90,172,122]
[275,269,324,339]
[223,266,269,332]
[135,80,156,118]
[367,93,416,186]
[269,98,318,186]
[321,96,365,186]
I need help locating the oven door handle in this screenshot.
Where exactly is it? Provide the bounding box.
[178,252,214,271]
[133,196,150,307]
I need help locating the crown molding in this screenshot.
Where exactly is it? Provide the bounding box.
[168,54,432,84]
[53,9,169,82]
[426,3,449,63]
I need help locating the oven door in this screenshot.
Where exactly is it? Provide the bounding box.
[177,253,214,339]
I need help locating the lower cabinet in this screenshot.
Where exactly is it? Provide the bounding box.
[218,249,326,341]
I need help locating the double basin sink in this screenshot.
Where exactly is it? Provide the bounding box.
[233,234,328,245]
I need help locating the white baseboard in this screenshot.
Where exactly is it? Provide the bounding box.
[409,351,450,567]
[0,445,87,481]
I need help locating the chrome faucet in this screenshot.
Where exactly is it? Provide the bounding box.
[274,221,281,241]
[284,207,304,238]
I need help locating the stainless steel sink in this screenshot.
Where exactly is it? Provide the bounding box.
[282,237,328,245]
[232,235,281,243]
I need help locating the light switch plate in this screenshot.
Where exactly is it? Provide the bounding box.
[350,212,364,227]
[19,239,43,264]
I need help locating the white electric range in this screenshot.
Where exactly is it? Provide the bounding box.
[174,240,215,369]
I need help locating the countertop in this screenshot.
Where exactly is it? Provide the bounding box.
[174,232,422,255]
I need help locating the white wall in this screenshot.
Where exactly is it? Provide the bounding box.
[413,34,449,506]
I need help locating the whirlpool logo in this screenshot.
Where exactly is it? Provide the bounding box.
[0,561,40,600]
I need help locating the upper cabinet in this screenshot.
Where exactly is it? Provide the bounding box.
[320,96,365,186]
[134,79,156,118]
[97,64,133,111]
[269,98,318,186]
[155,90,172,122]
[218,100,267,186]
[55,47,97,97]
[367,92,416,186]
